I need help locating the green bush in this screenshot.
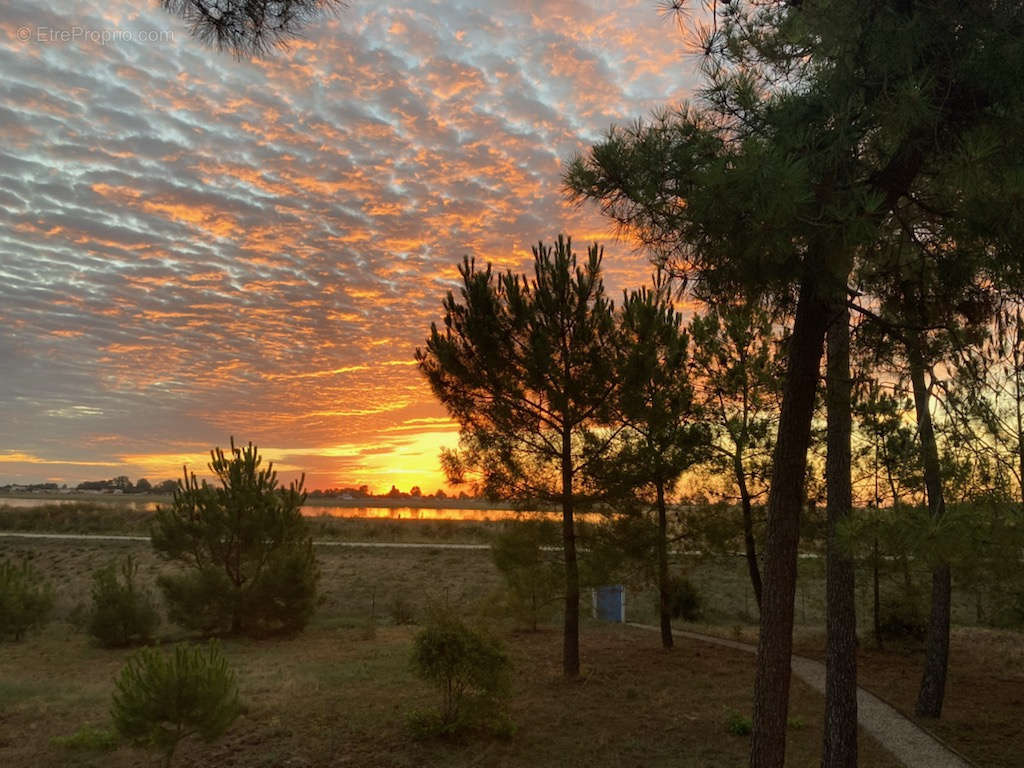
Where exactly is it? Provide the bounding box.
[52,725,119,752]
[111,641,241,767]
[151,439,319,637]
[88,555,160,647]
[491,519,562,630]
[410,608,512,737]
[0,558,55,641]
[725,709,752,736]
[666,574,703,621]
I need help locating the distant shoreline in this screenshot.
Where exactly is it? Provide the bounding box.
[0,491,523,511]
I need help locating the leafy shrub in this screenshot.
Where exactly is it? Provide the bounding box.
[665,574,702,621]
[491,519,562,630]
[410,608,512,737]
[111,641,241,767]
[88,555,160,647]
[151,438,319,636]
[52,725,119,752]
[0,558,55,641]
[725,709,752,736]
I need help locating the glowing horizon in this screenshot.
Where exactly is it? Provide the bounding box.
[1,1,701,493]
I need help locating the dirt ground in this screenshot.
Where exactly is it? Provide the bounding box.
[0,539,906,768]
[4,534,1022,766]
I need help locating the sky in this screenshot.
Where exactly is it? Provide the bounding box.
[0,0,702,493]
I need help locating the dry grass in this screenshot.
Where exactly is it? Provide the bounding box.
[0,539,905,768]
[4,527,1022,767]
[0,624,902,768]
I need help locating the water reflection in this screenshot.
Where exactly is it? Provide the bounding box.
[1,497,526,521]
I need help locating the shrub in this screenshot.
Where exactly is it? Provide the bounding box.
[52,725,119,752]
[88,555,160,647]
[491,519,562,630]
[878,604,928,644]
[0,558,55,641]
[151,438,319,636]
[665,574,702,621]
[111,641,241,767]
[410,608,512,737]
[725,709,752,736]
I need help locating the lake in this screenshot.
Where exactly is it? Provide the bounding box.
[0,496,531,521]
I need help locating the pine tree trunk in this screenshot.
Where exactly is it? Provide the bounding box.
[823,299,858,768]
[873,537,882,650]
[751,277,831,768]
[657,479,674,649]
[736,457,764,611]
[561,428,581,678]
[1014,308,1024,510]
[907,335,950,718]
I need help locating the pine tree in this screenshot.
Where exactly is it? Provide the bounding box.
[111,642,241,768]
[160,0,340,57]
[599,279,709,648]
[151,438,318,637]
[417,236,618,677]
[689,299,783,610]
[568,2,1024,761]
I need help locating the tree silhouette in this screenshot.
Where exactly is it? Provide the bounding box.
[689,298,782,610]
[417,236,618,677]
[161,0,341,58]
[603,280,709,648]
[569,2,1024,763]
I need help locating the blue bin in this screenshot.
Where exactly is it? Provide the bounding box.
[593,585,625,622]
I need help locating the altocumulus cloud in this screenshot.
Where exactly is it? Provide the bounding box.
[0,0,699,491]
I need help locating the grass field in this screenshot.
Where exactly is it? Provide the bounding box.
[2,512,1022,766]
[0,538,904,768]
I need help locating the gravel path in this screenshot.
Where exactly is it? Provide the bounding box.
[628,623,973,768]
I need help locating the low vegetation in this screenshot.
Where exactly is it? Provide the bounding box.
[151,440,319,637]
[0,557,54,641]
[111,642,241,767]
[2,534,1021,765]
[409,604,513,737]
[490,518,562,631]
[87,555,160,647]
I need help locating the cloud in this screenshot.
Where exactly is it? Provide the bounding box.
[0,0,699,491]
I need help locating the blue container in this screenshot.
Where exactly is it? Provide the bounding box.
[593,585,625,623]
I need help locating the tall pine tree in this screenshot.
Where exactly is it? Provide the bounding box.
[417,236,618,677]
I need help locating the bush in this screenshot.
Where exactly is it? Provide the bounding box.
[52,725,119,752]
[878,603,928,643]
[410,608,512,737]
[88,555,160,647]
[665,574,702,621]
[111,641,241,767]
[151,438,319,636]
[725,709,752,736]
[491,519,561,630]
[0,558,55,641]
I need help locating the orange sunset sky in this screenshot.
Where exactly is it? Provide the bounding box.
[1,1,703,493]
